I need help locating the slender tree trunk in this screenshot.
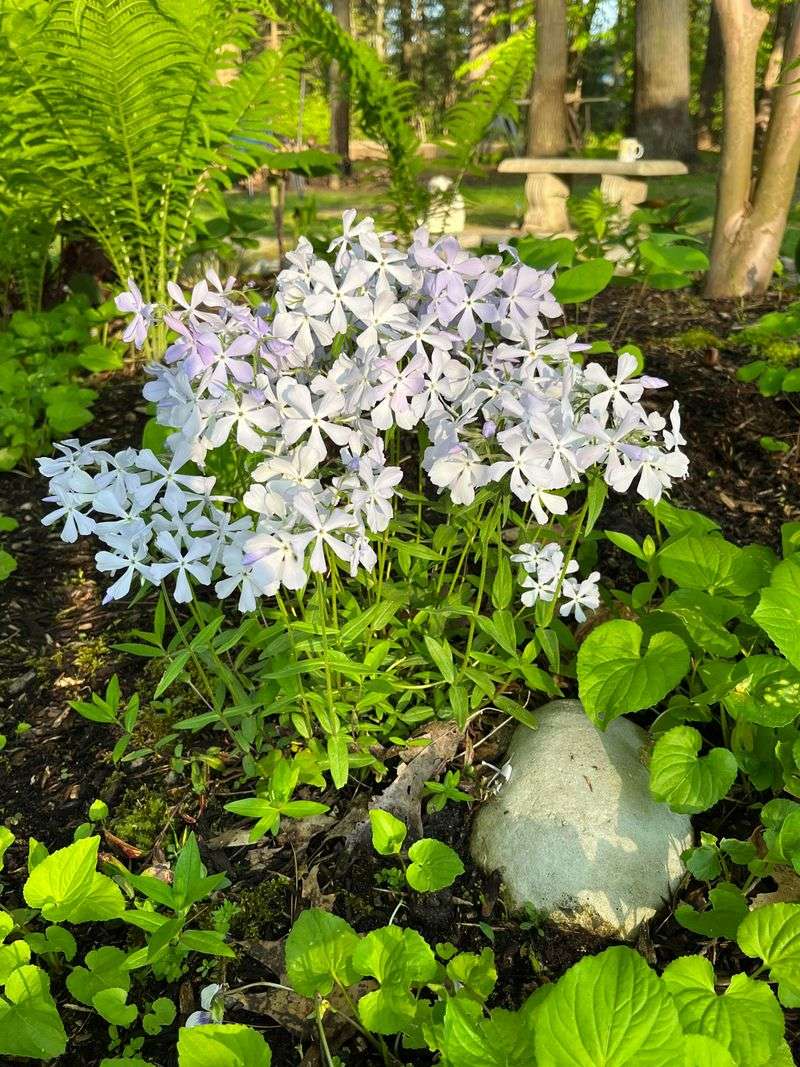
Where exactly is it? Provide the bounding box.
[398,0,414,80]
[756,2,797,135]
[375,0,386,58]
[329,0,351,180]
[634,0,695,160]
[526,0,569,156]
[696,4,723,149]
[706,0,800,297]
[469,0,494,66]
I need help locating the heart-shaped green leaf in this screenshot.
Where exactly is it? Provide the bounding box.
[577,620,689,727]
[352,926,437,1034]
[753,559,800,670]
[675,883,749,941]
[723,656,800,728]
[177,1023,271,1066]
[284,909,360,997]
[737,903,800,1007]
[533,946,684,1065]
[662,956,784,1066]
[93,987,138,1027]
[0,965,67,1060]
[406,838,464,892]
[649,726,738,814]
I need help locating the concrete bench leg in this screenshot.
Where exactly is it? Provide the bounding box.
[600,175,648,222]
[522,173,572,237]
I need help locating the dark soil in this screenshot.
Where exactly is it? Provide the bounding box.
[1,286,800,1065]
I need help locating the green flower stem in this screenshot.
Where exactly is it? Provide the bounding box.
[164,593,245,753]
[315,996,336,1067]
[273,594,313,738]
[458,502,498,681]
[314,573,337,733]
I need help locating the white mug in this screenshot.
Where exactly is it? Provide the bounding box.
[618,138,644,162]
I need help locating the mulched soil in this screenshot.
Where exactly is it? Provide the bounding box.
[1,286,800,1065]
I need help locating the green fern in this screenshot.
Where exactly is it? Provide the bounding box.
[0,0,303,303]
[443,26,535,181]
[270,0,427,234]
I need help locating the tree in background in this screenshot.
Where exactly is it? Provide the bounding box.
[329,0,352,179]
[756,1,798,138]
[527,0,569,155]
[634,0,695,159]
[696,2,723,149]
[706,0,800,297]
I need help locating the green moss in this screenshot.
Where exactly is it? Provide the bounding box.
[666,328,724,352]
[108,784,170,852]
[229,877,290,940]
[759,339,800,365]
[72,635,112,680]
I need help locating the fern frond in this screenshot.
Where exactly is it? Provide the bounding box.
[270,0,426,234]
[443,26,535,178]
[0,0,295,298]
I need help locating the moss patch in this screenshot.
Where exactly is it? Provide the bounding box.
[229,877,291,940]
[108,783,170,851]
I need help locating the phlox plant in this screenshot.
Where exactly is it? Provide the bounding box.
[38,212,688,793]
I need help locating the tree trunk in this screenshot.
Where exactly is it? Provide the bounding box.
[706,0,800,297]
[375,0,386,58]
[469,0,494,67]
[329,0,351,180]
[398,0,414,81]
[756,2,797,135]
[634,0,695,160]
[696,4,723,150]
[526,0,569,156]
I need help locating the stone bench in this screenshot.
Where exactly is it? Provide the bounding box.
[497,157,689,237]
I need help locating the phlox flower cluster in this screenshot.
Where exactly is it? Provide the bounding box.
[511,542,600,623]
[38,212,688,612]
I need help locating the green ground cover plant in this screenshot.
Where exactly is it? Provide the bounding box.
[0,297,122,473]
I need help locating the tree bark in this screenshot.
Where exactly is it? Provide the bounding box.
[526,0,569,156]
[634,0,695,160]
[696,3,723,150]
[469,0,495,66]
[329,0,351,179]
[398,0,414,81]
[706,0,800,297]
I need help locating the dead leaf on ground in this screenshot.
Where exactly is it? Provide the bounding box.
[301,864,336,911]
[277,812,335,853]
[752,865,800,908]
[238,937,286,977]
[103,829,144,860]
[344,721,461,851]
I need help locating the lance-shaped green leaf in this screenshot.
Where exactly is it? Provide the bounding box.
[533,946,684,1065]
[649,726,738,814]
[369,809,407,856]
[577,620,689,727]
[737,903,800,1007]
[662,955,784,1066]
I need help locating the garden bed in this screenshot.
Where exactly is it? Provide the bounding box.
[2,287,800,1064]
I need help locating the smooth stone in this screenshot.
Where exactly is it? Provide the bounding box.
[471,699,693,939]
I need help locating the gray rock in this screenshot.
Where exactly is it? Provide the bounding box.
[471,699,693,939]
